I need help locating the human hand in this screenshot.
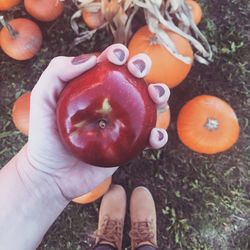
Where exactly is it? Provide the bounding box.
[27,44,170,200]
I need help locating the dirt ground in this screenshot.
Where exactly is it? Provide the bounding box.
[0,1,249,249]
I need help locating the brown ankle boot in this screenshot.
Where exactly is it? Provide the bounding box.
[94,185,126,250]
[129,187,158,250]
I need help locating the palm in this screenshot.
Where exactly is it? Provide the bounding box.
[28,109,115,199]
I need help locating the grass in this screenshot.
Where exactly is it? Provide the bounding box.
[0,0,250,249]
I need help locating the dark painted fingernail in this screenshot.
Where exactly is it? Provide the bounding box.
[72,54,92,65]
[133,59,146,73]
[113,48,125,62]
[158,130,164,141]
[154,85,165,97]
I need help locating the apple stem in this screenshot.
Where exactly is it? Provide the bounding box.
[0,16,18,39]
[99,119,106,129]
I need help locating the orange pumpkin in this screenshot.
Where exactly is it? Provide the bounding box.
[24,0,64,22]
[177,95,240,154]
[72,177,112,204]
[0,18,42,60]
[12,92,31,136]
[128,25,193,88]
[0,0,21,10]
[82,0,120,29]
[156,106,171,129]
[101,0,120,21]
[82,9,104,29]
[186,0,203,25]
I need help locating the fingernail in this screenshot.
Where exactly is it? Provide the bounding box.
[71,54,92,65]
[132,59,146,73]
[113,48,125,62]
[158,130,164,141]
[154,85,165,97]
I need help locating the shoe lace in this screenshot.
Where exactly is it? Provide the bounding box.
[129,220,157,248]
[95,215,123,250]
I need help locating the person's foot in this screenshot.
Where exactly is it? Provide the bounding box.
[129,187,158,250]
[94,185,126,250]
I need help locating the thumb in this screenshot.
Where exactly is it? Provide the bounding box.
[30,55,97,119]
[32,55,97,99]
[47,55,97,82]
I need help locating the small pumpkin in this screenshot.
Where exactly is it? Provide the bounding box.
[12,92,31,136]
[82,0,120,29]
[186,0,202,25]
[72,177,112,204]
[128,25,193,88]
[177,95,240,154]
[24,0,64,22]
[0,18,42,60]
[101,0,121,22]
[0,0,21,11]
[156,106,171,130]
[82,9,104,29]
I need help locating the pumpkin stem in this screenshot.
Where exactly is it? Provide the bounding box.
[204,118,219,131]
[149,35,159,45]
[0,16,18,39]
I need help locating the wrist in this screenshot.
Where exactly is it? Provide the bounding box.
[0,145,69,249]
[16,144,69,209]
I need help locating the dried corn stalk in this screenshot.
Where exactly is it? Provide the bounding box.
[71,0,212,64]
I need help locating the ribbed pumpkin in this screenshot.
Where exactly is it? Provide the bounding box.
[0,18,42,60]
[12,92,31,136]
[156,106,171,130]
[82,9,104,29]
[72,177,112,204]
[24,0,64,22]
[186,0,203,25]
[177,95,240,154]
[128,25,193,88]
[0,0,21,11]
[82,0,120,29]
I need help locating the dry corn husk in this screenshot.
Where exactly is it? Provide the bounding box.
[71,0,212,64]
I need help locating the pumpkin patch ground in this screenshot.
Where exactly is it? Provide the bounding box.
[0,1,249,249]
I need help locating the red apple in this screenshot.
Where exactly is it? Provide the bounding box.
[56,61,156,167]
